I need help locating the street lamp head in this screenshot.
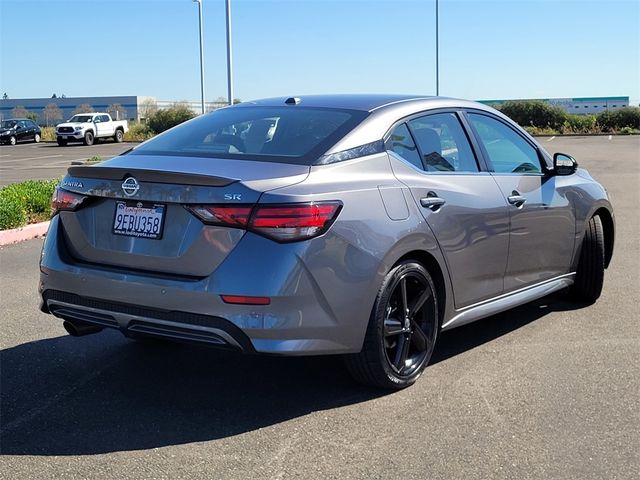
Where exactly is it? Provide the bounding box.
[192,0,201,3]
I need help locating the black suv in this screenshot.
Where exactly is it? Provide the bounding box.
[0,119,42,145]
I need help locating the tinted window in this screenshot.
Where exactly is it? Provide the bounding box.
[101,115,110,122]
[409,113,478,172]
[468,113,541,174]
[131,106,368,165]
[385,123,422,169]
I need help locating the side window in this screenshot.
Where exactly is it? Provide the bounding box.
[101,115,110,122]
[468,113,541,174]
[385,123,422,170]
[409,113,479,172]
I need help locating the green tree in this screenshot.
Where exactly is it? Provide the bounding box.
[2,93,8,100]
[25,111,38,122]
[148,103,196,134]
[499,101,567,130]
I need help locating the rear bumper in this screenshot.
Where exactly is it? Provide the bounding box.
[42,290,256,352]
[39,216,378,355]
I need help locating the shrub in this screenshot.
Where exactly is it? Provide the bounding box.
[124,122,155,142]
[0,179,59,227]
[0,196,27,230]
[597,107,640,132]
[523,126,559,136]
[561,114,597,134]
[148,104,196,134]
[41,127,56,142]
[499,101,567,130]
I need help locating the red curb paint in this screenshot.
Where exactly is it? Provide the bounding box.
[0,221,50,246]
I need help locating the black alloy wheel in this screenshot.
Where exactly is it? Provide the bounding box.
[346,261,438,389]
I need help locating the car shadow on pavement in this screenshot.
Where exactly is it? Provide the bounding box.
[1,292,581,456]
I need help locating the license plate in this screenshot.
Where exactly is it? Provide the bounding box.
[113,201,165,239]
[62,135,68,139]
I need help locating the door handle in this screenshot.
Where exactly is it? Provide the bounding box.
[420,192,446,211]
[507,191,526,208]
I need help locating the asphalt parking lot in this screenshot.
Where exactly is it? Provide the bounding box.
[0,142,136,186]
[0,136,638,479]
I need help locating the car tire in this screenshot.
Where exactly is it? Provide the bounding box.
[571,215,605,304]
[345,260,438,389]
[83,131,94,146]
[34,133,41,143]
[114,129,124,143]
[9,136,16,146]
[57,139,67,146]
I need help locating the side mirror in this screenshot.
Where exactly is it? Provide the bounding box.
[553,153,578,176]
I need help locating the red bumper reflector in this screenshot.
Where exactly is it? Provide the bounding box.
[221,295,271,305]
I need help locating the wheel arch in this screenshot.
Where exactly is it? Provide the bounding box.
[395,250,447,327]
[594,207,614,268]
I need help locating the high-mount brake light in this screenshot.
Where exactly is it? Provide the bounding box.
[51,187,88,215]
[186,201,342,242]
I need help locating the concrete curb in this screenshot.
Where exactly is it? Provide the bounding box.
[0,221,50,246]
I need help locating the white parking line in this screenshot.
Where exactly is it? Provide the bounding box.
[8,154,63,162]
[547,136,555,142]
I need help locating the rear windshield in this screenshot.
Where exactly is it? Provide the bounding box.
[129,106,368,165]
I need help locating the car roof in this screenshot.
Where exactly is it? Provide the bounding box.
[241,94,438,112]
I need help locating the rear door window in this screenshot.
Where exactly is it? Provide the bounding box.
[408,113,479,172]
[385,123,423,169]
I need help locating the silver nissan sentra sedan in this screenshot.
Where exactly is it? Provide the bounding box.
[39,94,614,389]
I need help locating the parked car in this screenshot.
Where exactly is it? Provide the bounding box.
[55,112,128,146]
[0,119,41,145]
[39,95,614,389]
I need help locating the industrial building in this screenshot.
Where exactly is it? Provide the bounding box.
[479,96,630,115]
[0,95,231,125]
[0,95,158,125]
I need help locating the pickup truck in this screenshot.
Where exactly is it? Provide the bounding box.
[56,113,128,146]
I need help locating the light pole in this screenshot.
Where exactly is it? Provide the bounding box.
[193,0,206,114]
[435,0,439,96]
[225,0,234,105]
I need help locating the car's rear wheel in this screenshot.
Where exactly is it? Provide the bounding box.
[114,129,124,143]
[345,260,438,389]
[9,136,16,146]
[34,133,41,143]
[83,131,94,146]
[571,214,605,303]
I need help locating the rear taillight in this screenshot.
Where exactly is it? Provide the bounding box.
[187,201,342,242]
[51,187,88,216]
[186,206,252,227]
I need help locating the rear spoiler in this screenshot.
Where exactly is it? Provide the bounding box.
[67,166,237,187]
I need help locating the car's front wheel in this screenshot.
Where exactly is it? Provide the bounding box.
[571,214,605,303]
[34,133,41,143]
[9,136,16,146]
[83,131,94,146]
[345,260,438,389]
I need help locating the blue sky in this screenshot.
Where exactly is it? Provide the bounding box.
[1,0,638,104]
